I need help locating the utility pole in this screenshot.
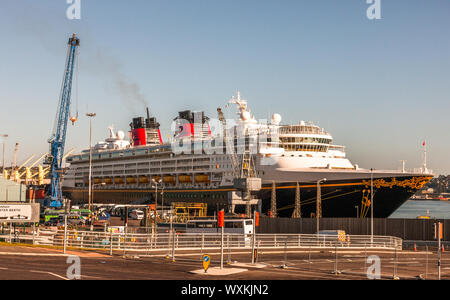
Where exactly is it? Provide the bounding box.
[292,182,301,218]
[422,140,428,174]
[316,178,326,236]
[86,112,96,228]
[370,168,374,245]
[271,181,277,218]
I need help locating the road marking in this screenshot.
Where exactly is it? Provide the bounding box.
[0,252,70,257]
[29,270,69,280]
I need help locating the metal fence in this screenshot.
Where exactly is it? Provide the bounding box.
[17,229,402,253]
[256,218,449,241]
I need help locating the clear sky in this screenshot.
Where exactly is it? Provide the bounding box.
[0,0,449,174]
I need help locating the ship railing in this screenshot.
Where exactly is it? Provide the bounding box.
[28,230,402,252]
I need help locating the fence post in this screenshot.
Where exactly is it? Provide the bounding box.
[227,234,231,264]
[63,215,67,254]
[393,247,398,279]
[171,231,176,262]
[364,243,367,272]
[309,246,311,265]
[32,223,35,245]
[124,229,127,256]
[201,233,204,251]
[425,245,428,280]
[334,245,340,275]
[282,236,288,269]
[110,231,113,256]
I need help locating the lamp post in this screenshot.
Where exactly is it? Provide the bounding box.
[86,113,96,229]
[0,134,8,175]
[86,113,96,214]
[316,178,327,237]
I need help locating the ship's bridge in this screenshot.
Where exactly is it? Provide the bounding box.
[278,121,334,152]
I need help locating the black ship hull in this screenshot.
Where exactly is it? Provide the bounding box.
[62,175,432,218]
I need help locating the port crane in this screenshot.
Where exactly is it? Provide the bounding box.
[218,92,262,217]
[44,34,80,208]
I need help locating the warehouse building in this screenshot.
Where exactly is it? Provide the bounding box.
[0,175,26,202]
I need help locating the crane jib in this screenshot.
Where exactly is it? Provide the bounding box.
[48,34,80,207]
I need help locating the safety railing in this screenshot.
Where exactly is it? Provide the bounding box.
[29,230,402,252]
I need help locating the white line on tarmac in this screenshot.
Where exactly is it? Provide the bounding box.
[0,252,70,257]
[29,270,69,280]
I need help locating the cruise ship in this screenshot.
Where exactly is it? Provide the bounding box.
[62,92,433,218]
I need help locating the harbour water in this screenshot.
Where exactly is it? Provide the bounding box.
[390,200,450,219]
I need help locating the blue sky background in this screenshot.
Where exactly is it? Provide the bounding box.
[0,0,449,174]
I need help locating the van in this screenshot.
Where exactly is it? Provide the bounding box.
[317,230,347,242]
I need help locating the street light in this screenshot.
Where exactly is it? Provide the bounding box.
[316,178,327,236]
[86,113,96,214]
[0,134,8,175]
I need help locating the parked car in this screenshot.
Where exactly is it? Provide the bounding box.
[130,209,144,220]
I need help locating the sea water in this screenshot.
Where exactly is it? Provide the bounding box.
[389,200,450,219]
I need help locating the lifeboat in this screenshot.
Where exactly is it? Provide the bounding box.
[126,176,137,184]
[138,175,150,184]
[114,177,124,184]
[178,175,192,183]
[163,175,176,184]
[195,174,209,183]
[104,177,113,185]
[151,175,161,182]
[93,178,103,184]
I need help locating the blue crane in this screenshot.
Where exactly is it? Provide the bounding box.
[45,33,80,208]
